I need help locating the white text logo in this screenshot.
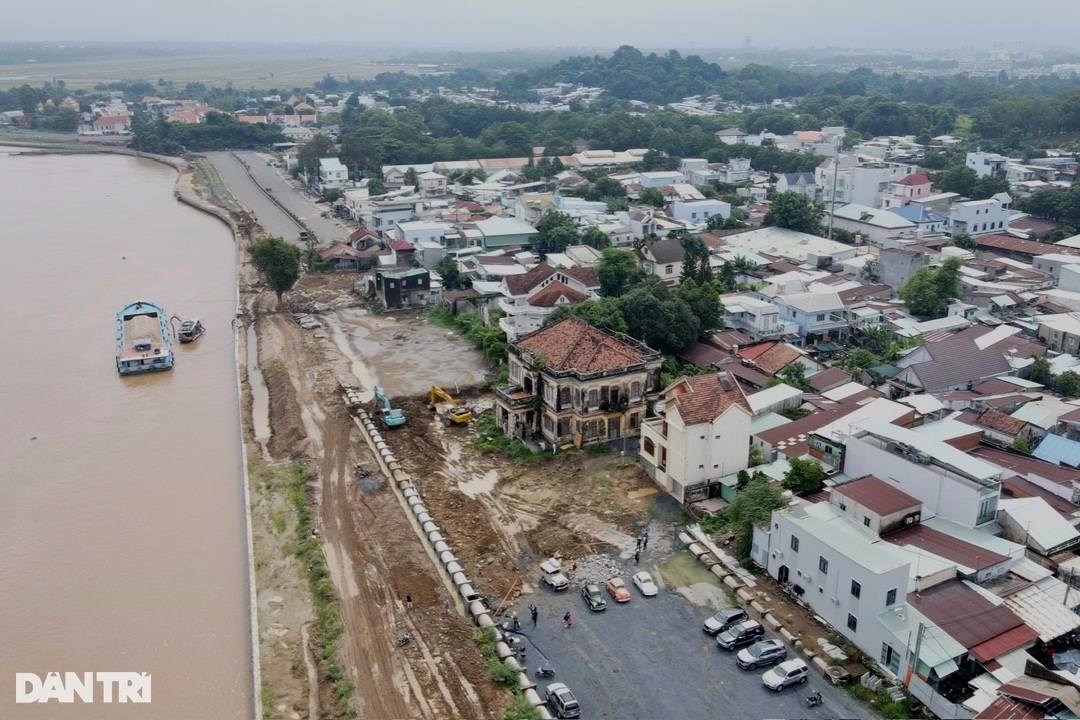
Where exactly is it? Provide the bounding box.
[15,672,151,703]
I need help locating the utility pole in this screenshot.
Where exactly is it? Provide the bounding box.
[904,621,925,688]
[827,142,841,241]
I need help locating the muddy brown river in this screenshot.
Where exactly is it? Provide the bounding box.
[0,152,253,718]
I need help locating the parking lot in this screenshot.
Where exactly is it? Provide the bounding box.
[512,553,871,720]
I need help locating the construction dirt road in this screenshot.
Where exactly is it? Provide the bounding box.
[242,274,662,720]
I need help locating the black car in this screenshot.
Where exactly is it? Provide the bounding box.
[703,606,749,635]
[581,583,608,612]
[716,620,766,650]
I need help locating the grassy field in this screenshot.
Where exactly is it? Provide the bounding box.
[0,47,424,91]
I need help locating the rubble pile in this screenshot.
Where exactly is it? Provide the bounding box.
[569,553,627,588]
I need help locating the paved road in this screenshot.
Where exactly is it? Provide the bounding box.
[203,151,300,241]
[513,562,869,720]
[235,150,352,245]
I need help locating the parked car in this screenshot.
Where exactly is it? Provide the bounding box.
[540,559,569,591]
[606,577,631,602]
[545,682,581,719]
[703,606,749,635]
[581,583,608,612]
[716,620,765,650]
[762,659,810,691]
[632,571,658,597]
[736,639,788,670]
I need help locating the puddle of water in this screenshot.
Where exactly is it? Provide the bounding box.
[458,469,499,498]
[246,321,271,457]
[323,312,376,399]
[658,552,726,590]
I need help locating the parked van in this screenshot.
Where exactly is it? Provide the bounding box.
[540,559,569,591]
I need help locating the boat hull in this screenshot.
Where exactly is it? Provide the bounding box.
[116,301,174,375]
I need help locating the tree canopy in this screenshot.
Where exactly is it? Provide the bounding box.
[249,236,302,301]
[782,457,827,495]
[762,191,825,235]
[899,257,963,319]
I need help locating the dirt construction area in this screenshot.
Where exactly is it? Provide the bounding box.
[243,273,664,720]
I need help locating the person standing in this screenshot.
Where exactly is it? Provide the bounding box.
[406,594,413,610]
[512,612,521,631]
[643,528,649,550]
[634,550,640,565]
[444,599,451,614]
[563,611,572,628]
[531,604,539,627]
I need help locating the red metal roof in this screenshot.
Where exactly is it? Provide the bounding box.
[970,623,1039,664]
[975,695,1045,720]
[835,475,920,517]
[910,580,1032,657]
[885,523,1008,571]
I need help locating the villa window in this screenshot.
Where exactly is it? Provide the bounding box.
[851,580,861,599]
[819,556,829,575]
[886,588,897,606]
[790,535,800,553]
[847,614,858,632]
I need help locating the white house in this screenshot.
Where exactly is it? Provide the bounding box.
[722,294,786,340]
[844,419,1003,529]
[669,199,731,225]
[639,371,752,503]
[417,171,448,198]
[752,499,912,674]
[720,157,752,184]
[829,204,916,244]
[318,157,348,191]
[775,172,816,199]
[966,151,1009,179]
[947,193,1012,237]
[496,264,599,341]
[817,157,916,208]
[396,220,448,248]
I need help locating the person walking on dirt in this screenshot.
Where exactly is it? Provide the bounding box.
[406,594,413,610]
[530,605,538,627]
[643,527,649,550]
[634,550,640,565]
[512,612,521,631]
[444,599,451,614]
[563,611,572,628]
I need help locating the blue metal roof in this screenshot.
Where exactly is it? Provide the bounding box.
[888,204,948,224]
[1033,434,1080,469]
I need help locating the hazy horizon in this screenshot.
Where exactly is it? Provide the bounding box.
[4,0,1079,54]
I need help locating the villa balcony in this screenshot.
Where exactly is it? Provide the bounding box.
[495,386,536,409]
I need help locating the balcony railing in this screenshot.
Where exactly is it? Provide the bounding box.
[495,386,536,408]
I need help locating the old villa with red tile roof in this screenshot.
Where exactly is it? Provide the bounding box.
[494,317,662,448]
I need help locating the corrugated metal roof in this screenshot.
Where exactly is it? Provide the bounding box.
[1033,434,1080,468]
[1003,583,1080,642]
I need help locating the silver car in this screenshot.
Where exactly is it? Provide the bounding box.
[762,659,810,691]
[736,639,788,670]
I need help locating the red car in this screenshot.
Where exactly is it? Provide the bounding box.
[605,577,631,602]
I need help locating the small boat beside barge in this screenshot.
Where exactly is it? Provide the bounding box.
[177,318,205,343]
[116,301,173,375]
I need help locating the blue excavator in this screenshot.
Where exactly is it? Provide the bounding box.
[373,386,406,429]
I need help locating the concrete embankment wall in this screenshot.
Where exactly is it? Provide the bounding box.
[351,409,554,720]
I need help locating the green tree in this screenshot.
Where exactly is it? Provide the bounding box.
[1011,436,1033,455]
[534,211,579,254]
[586,177,627,202]
[676,278,724,339]
[596,248,641,297]
[714,477,785,559]
[249,236,302,302]
[1030,353,1053,385]
[899,257,963,318]
[930,165,978,198]
[321,188,343,203]
[762,191,825,235]
[366,177,387,196]
[973,174,1011,200]
[1054,371,1080,399]
[544,298,628,334]
[846,349,881,375]
[297,135,336,178]
[778,361,810,390]
[782,457,827,495]
[1049,226,1078,244]
[618,288,699,355]
[639,187,666,208]
[403,167,418,188]
[951,233,978,250]
[580,226,611,250]
[435,256,467,290]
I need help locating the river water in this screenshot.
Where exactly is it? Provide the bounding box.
[0,152,252,718]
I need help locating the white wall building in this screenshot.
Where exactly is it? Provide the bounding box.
[966,151,1009,179]
[669,199,731,225]
[318,157,348,190]
[947,193,1012,237]
[640,371,752,503]
[396,220,448,248]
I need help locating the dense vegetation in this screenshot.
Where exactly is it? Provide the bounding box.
[130,110,284,153]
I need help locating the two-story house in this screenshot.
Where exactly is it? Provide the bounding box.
[775,172,816,199]
[721,294,786,341]
[417,171,448,198]
[966,151,1009,179]
[494,317,662,448]
[636,237,686,287]
[763,289,847,345]
[368,195,424,235]
[318,158,348,191]
[879,173,932,209]
[373,266,438,309]
[396,220,448,248]
[669,199,731,226]
[947,193,1012,237]
[639,370,753,503]
[497,264,600,341]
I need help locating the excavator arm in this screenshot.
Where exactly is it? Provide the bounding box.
[429,386,472,425]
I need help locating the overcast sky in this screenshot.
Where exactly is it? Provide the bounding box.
[5,0,1079,52]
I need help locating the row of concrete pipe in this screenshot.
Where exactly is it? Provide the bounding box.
[354,408,554,719]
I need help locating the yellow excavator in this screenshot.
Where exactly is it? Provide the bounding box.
[429,386,473,425]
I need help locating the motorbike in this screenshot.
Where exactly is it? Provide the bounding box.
[535,665,555,679]
[397,632,413,647]
[806,690,823,708]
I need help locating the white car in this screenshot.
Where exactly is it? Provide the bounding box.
[632,571,658,596]
[762,658,810,691]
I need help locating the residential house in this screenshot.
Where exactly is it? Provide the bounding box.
[775,172,816,199]
[997,497,1080,558]
[887,204,948,234]
[966,151,1009,178]
[497,264,600,341]
[636,237,686,287]
[368,195,424,235]
[417,171,448,198]
[92,115,130,134]
[475,216,539,251]
[877,248,932,293]
[721,295,787,341]
[974,409,1036,449]
[829,204,917,244]
[637,171,687,188]
[639,370,753,503]
[669,199,731,226]
[817,157,916,208]
[319,243,367,272]
[715,127,749,145]
[1031,253,1080,280]
[1038,314,1080,355]
[891,333,1014,395]
[494,317,663,447]
[844,419,1004,529]
[373,267,437,309]
[720,157,752,184]
[381,163,435,184]
[721,227,857,268]
[763,289,848,345]
[738,341,821,379]
[396,220,447,248]
[880,173,932,209]
[948,193,1012,237]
